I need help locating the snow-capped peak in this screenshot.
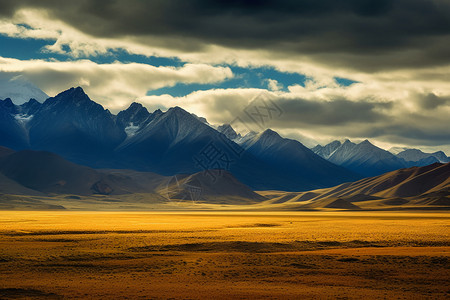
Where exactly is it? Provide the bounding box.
[217,123,239,140]
[0,76,48,105]
[396,148,450,163]
[239,129,284,150]
[312,140,342,159]
[388,146,411,155]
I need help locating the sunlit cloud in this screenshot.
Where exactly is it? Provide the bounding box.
[0,1,449,152]
[0,57,232,109]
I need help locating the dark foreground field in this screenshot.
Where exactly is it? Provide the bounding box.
[0,211,449,299]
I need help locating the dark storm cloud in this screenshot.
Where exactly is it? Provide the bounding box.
[2,0,450,71]
[0,1,19,17]
[364,123,450,146]
[234,93,449,146]
[275,94,450,146]
[417,93,450,110]
[274,97,392,126]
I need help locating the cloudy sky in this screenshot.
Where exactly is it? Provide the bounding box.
[0,0,449,152]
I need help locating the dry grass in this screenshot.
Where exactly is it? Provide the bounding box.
[0,211,449,299]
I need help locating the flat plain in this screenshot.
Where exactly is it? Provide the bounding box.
[0,211,449,299]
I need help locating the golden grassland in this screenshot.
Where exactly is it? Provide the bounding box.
[0,211,449,299]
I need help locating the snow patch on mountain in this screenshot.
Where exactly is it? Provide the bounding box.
[312,140,342,159]
[124,123,140,137]
[14,114,34,125]
[217,124,240,140]
[234,131,258,146]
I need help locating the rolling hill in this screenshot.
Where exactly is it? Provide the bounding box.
[261,162,450,210]
[0,147,265,206]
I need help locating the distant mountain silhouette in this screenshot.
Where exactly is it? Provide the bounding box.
[396,149,449,165]
[239,129,359,189]
[313,139,407,177]
[1,86,446,191]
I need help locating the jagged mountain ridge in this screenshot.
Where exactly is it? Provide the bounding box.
[115,106,234,174]
[313,139,449,177]
[0,86,446,191]
[0,87,358,191]
[238,130,359,188]
[315,140,421,177]
[311,140,342,159]
[396,149,449,164]
[217,124,240,140]
[116,102,163,137]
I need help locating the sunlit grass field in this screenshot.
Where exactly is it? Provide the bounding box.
[0,211,449,299]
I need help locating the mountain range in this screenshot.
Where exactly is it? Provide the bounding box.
[396,149,449,164]
[0,85,449,210]
[0,87,358,191]
[1,145,448,210]
[1,86,448,194]
[312,140,449,177]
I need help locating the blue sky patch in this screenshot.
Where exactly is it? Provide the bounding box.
[335,77,358,86]
[146,66,309,97]
[0,34,354,98]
